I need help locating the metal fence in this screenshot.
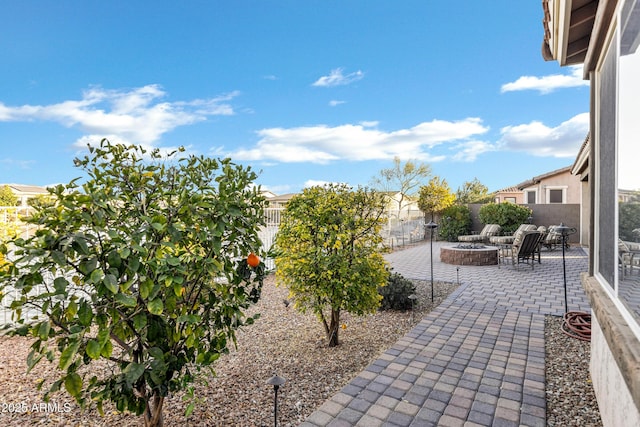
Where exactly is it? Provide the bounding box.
[0,206,35,241]
[0,206,423,325]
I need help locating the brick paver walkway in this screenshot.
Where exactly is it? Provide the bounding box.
[301,241,590,427]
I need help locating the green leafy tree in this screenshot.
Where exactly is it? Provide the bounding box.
[455,178,493,204]
[0,141,267,427]
[27,194,55,209]
[370,157,432,213]
[417,176,455,220]
[274,184,388,347]
[0,185,19,206]
[438,205,472,241]
[478,202,532,233]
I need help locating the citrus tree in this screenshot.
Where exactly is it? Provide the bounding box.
[0,184,19,206]
[0,140,267,426]
[417,176,455,220]
[274,184,388,347]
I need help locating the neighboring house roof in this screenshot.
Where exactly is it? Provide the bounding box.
[571,133,590,178]
[516,166,573,189]
[495,186,520,193]
[267,193,297,204]
[3,184,50,194]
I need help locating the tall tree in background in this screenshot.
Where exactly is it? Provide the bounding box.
[0,185,19,206]
[455,178,493,204]
[370,157,432,213]
[274,184,388,348]
[418,176,455,220]
[0,141,267,427]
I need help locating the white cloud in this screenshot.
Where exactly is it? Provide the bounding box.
[500,65,589,94]
[312,68,364,87]
[0,85,239,148]
[499,112,589,157]
[329,100,346,107]
[451,140,495,162]
[229,118,489,164]
[0,157,35,170]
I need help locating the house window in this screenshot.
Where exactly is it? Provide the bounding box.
[549,189,563,203]
[504,197,516,203]
[525,191,536,204]
[545,187,566,204]
[617,1,640,327]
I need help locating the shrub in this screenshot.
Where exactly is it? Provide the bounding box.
[478,202,532,233]
[439,205,472,241]
[378,272,417,310]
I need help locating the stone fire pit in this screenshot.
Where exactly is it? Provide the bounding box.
[440,244,498,266]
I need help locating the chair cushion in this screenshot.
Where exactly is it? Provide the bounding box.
[513,224,537,246]
[458,235,485,242]
[483,224,501,236]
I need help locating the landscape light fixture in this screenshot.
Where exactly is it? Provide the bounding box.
[555,223,575,313]
[425,220,438,302]
[266,373,286,427]
[408,293,417,322]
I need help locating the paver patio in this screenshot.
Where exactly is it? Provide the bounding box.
[301,241,590,427]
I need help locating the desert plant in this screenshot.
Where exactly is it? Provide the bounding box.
[378,272,416,310]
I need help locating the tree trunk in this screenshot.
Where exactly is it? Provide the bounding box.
[327,308,340,347]
[144,395,165,427]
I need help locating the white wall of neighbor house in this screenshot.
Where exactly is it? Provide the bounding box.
[524,172,582,204]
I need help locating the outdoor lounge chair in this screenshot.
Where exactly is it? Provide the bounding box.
[511,231,545,270]
[458,224,501,245]
[489,224,537,245]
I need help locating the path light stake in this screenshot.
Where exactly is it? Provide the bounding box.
[408,294,417,323]
[555,223,574,313]
[266,373,286,427]
[425,220,438,303]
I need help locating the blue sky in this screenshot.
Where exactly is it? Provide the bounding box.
[0,1,590,195]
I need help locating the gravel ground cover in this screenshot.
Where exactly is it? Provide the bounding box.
[0,274,602,426]
[545,315,602,426]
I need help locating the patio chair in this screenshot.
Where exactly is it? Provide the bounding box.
[458,224,501,245]
[541,225,567,251]
[619,239,640,279]
[511,231,545,270]
[493,225,539,266]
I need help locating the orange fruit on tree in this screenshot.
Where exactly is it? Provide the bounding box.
[247,252,260,268]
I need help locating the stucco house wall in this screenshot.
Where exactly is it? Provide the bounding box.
[542,1,640,426]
